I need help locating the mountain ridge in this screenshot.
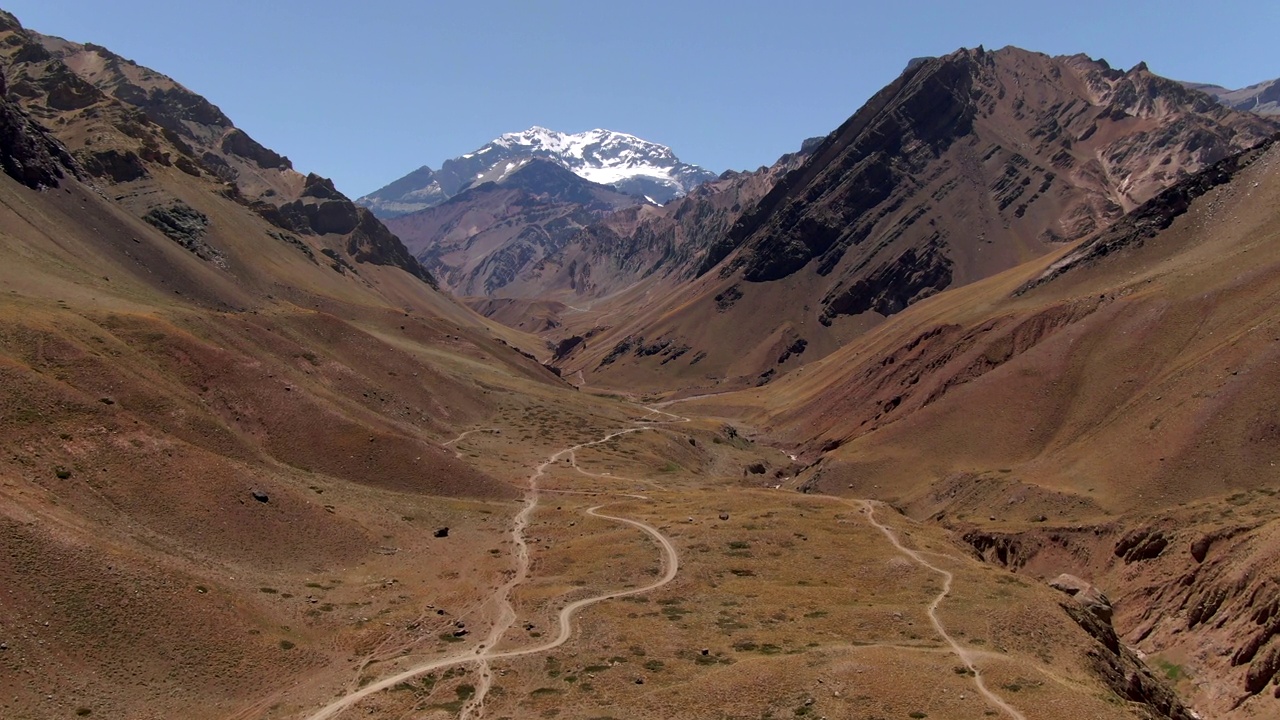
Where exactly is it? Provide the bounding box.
[543,45,1279,393]
[1183,77,1280,116]
[358,126,718,216]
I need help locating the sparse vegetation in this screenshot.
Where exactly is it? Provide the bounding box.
[1155,659,1187,682]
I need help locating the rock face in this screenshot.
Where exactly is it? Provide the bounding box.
[0,62,78,189]
[1049,573,1114,623]
[711,47,1277,322]
[1058,600,1197,720]
[251,175,434,284]
[358,126,719,217]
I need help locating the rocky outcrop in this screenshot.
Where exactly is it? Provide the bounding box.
[77,148,148,182]
[346,206,435,285]
[1115,527,1170,564]
[143,202,225,267]
[219,128,291,170]
[1060,601,1197,720]
[243,173,434,284]
[1049,573,1114,623]
[1018,134,1279,293]
[0,67,78,189]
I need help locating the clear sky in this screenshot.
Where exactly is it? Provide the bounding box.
[8,0,1277,197]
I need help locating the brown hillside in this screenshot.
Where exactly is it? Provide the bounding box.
[0,11,630,719]
[550,46,1278,394]
[665,137,1280,717]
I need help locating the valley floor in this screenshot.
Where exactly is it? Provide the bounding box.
[246,398,1146,720]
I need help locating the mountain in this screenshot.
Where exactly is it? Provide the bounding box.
[0,12,583,718]
[15,20,432,284]
[703,134,1280,718]
[358,126,719,216]
[382,158,641,295]
[546,46,1279,393]
[1184,77,1280,116]
[499,136,823,301]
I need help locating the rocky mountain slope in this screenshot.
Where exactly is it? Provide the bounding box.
[1185,77,1280,116]
[526,136,824,300]
[7,16,432,284]
[548,46,1279,393]
[382,158,640,295]
[0,11,591,719]
[358,126,718,216]
[669,133,1280,718]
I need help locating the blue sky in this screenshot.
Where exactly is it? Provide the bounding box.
[8,0,1277,197]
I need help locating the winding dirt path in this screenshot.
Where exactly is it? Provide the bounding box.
[441,428,501,454]
[301,418,681,720]
[856,499,1027,720]
[302,402,1022,720]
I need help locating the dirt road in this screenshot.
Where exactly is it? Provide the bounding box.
[300,419,681,720]
[857,499,1027,720]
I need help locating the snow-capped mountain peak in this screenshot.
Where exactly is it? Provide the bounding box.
[358,127,718,218]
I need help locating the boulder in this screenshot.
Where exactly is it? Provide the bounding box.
[1190,534,1213,563]
[1049,573,1113,623]
[1245,644,1280,694]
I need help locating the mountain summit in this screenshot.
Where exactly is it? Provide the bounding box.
[358,127,718,216]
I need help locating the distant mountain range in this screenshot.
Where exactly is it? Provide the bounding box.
[1183,77,1280,116]
[357,127,719,217]
[379,135,822,298]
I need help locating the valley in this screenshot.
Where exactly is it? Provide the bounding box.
[270,398,1120,720]
[1,5,1279,720]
